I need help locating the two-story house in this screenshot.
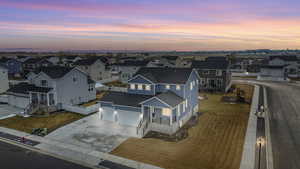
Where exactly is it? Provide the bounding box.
[191,57,231,92]
[98,67,200,137]
[0,58,23,77]
[110,60,150,82]
[258,55,299,81]
[23,58,53,72]
[7,66,96,112]
[73,58,107,81]
[0,65,9,93]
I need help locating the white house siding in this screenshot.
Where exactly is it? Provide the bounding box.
[76,60,106,81]
[56,69,96,105]
[8,95,29,109]
[0,67,9,93]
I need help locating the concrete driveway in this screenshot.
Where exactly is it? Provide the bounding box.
[0,104,23,119]
[40,113,137,153]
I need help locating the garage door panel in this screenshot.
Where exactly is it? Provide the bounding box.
[102,107,114,122]
[117,110,140,127]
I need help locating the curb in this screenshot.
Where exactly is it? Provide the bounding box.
[239,85,259,169]
[263,87,274,169]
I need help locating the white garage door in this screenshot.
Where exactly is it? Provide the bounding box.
[8,96,29,109]
[102,107,114,122]
[117,110,140,127]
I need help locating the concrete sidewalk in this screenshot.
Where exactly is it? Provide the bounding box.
[239,85,259,169]
[0,127,163,169]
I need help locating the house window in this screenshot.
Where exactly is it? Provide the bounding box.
[176,85,181,90]
[145,85,151,91]
[186,100,188,108]
[166,84,170,90]
[162,108,171,116]
[40,80,48,87]
[73,76,77,83]
[130,84,135,90]
[138,84,143,90]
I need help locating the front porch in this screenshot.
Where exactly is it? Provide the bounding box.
[29,92,55,106]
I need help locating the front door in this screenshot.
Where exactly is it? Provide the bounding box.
[143,106,150,122]
[31,93,38,104]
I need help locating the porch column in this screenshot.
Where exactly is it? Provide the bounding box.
[29,92,32,104]
[170,108,173,126]
[47,93,50,106]
[141,105,144,121]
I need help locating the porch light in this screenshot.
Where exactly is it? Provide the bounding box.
[99,108,103,112]
[114,110,118,115]
[140,113,143,119]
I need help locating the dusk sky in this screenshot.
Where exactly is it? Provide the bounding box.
[0,0,300,51]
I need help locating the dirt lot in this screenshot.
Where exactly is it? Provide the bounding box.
[0,111,84,134]
[111,84,253,169]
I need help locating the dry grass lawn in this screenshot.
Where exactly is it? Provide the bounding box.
[111,84,254,169]
[0,112,84,134]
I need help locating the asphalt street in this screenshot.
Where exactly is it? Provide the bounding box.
[0,140,92,169]
[266,82,300,169]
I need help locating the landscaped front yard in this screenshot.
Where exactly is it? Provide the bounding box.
[0,111,84,134]
[111,84,253,169]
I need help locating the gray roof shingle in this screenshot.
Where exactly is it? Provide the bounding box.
[100,92,152,107]
[35,66,73,79]
[155,91,184,107]
[7,82,52,94]
[134,67,193,84]
[191,60,229,70]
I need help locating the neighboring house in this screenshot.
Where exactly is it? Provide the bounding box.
[61,55,81,66]
[16,55,32,62]
[99,67,200,137]
[111,60,149,82]
[23,58,53,72]
[0,65,9,93]
[191,57,231,92]
[258,55,299,81]
[0,58,23,76]
[7,66,96,111]
[147,58,174,68]
[74,58,107,81]
[46,56,61,65]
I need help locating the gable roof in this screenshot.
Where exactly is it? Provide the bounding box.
[24,58,51,64]
[73,58,99,66]
[134,67,193,84]
[100,91,152,107]
[155,91,184,107]
[34,66,74,79]
[269,55,298,62]
[7,82,52,94]
[191,60,229,70]
[113,60,149,67]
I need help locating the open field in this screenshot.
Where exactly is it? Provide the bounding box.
[111,84,253,169]
[0,112,84,134]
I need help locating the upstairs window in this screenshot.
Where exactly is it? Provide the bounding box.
[166,84,170,90]
[190,82,193,90]
[145,85,151,91]
[130,84,135,90]
[138,84,143,90]
[176,85,181,90]
[41,80,48,87]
